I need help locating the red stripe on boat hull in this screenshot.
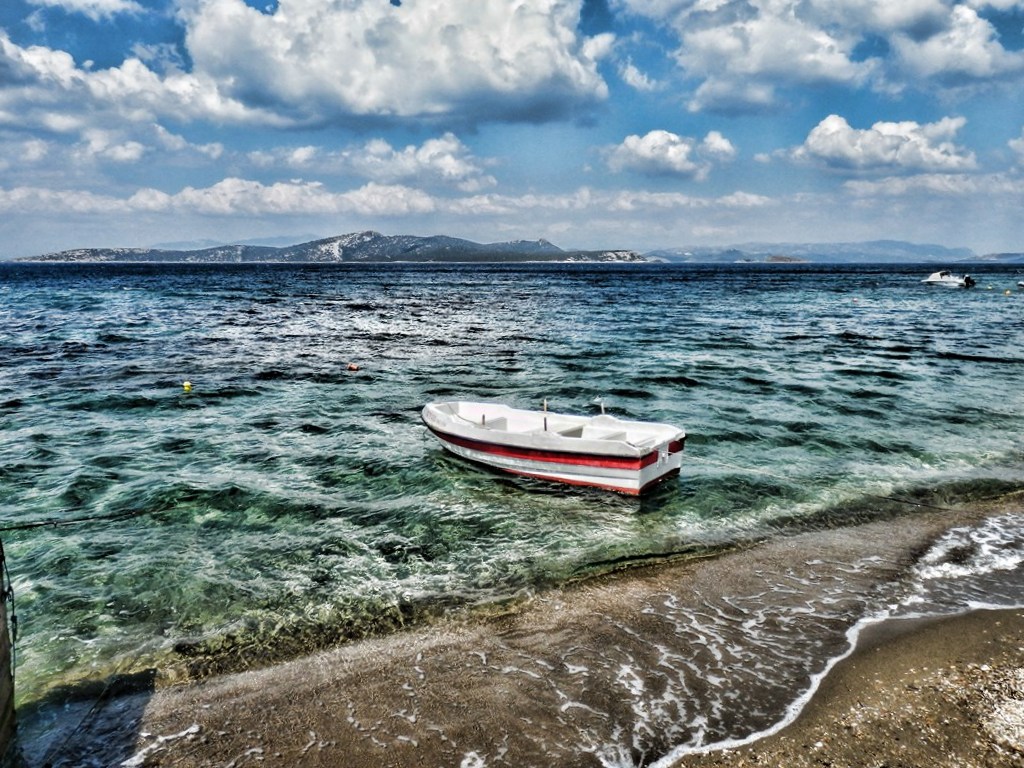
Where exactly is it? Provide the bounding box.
[506,467,681,496]
[426,426,665,470]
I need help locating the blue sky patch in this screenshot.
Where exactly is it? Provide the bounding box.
[1,0,1023,258]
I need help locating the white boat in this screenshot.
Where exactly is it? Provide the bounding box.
[422,401,686,495]
[921,269,975,288]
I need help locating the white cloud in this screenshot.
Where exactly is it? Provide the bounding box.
[678,12,867,84]
[0,32,279,131]
[2,140,50,166]
[793,114,977,172]
[1010,128,1024,164]
[343,134,497,192]
[966,0,1024,12]
[614,0,1024,111]
[180,0,611,124]
[605,129,736,179]
[449,185,770,218]
[127,187,172,212]
[4,177,430,217]
[616,0,872,111]
[619,58,658,91]
[131,43,188,74]
[1,2,612,138]
[803,0,949,35]
[171,178,340,215]
[340,183,437,216]
[844,171,1024,196]
[245,133,496,191]
[152,124,223,158]
[26,0,145,22]
[0,185,129,214]
[605,188,771,211]
[19,139,50,163]
[689,79,777,115]
[701,131,737,159]
[890,5,1024,83]
[0,176,770,222]
[249,146,319,168]
[288,146,318,166]
[4,34,80,89]
[718,190,773,207]
[0,114,223,179]
[75,128,147,163]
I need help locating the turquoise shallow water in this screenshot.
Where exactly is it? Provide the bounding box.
[1,261,1023,713]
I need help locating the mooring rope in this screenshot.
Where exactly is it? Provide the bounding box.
[0,508,142,534]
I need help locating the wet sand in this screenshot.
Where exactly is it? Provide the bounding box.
[667,608,1024,768]
[20,495,1024,767]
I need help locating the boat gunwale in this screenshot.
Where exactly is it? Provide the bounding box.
[422,401,685,461]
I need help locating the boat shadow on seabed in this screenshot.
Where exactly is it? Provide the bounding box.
[0,536,156,768]
[13,669,158,768]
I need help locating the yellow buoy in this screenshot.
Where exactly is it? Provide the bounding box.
[183,381,192,393]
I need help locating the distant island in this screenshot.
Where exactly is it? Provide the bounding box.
[17,232,1024,264]
[22,231,645,264]
[646,240,1022,264]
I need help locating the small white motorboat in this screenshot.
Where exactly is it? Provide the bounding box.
[921,269,975,288]
[422,401,686,495]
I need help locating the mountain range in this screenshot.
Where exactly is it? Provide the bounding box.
[26,231,644,264]
[646,240,994,264]
[19,232,1024,264]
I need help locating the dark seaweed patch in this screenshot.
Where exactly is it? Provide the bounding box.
[835,330,883,344]
[835,367,909,381]
[608,387,654,399]
[254,369,289,381]
[96,332,136,344]
[938,351,1024,364]
[738,375,772,388]
[651,375,702,387]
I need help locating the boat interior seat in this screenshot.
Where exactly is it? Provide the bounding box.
[588,430,627,441]
[481,416,508,430]
[556,426,629,441]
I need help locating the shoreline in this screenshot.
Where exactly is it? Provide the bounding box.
[17,495,1024,767]
[665,607,1024,767]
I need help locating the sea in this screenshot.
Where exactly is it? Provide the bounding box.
[1,260,1023,766]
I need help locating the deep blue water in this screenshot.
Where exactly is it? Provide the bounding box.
[2,261,1023,759]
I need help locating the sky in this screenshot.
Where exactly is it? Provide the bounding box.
[1,0,1024,259]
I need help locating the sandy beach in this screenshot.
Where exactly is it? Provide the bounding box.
[18,496,1024,768]
[25,609,1024,768]
[668,608,1024,768]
